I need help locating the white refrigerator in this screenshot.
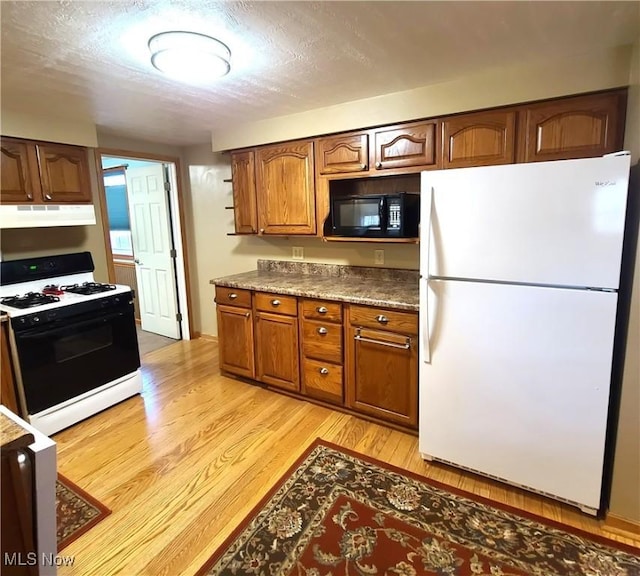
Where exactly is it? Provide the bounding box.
[419,153,631,515]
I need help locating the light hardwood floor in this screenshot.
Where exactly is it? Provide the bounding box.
[54,338,638,575]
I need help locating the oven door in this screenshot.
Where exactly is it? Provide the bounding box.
[13,301,140,414]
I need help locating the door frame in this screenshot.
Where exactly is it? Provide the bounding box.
[94,148,194,340]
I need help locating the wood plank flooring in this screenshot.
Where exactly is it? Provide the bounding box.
[54,338,638,575]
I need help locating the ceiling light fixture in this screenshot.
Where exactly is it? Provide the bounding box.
[148,31,231,82]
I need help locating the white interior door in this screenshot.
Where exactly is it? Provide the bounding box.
[419,278,618,511]
[126,164,180,339]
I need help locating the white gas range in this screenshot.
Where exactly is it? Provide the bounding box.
[0,252,142,436]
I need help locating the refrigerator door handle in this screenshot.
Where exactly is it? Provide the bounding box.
[422,185,433,364]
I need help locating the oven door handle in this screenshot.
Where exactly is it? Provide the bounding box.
[14,310,129,340]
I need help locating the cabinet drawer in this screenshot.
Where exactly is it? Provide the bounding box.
[301,319,343,364]
[255,292,297,316]
[215,286,252,308]
[302,299,342,322]
[302,357,343,405]
[349,305,418,335]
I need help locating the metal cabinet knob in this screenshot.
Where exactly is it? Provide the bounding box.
[260,228,265,233]
[27,193,33,200]
[319,367,329,375]
[360,163,366,170]
[228,293,238,300]
[45,193,53,200]
[271,299,281,307]
[244,312,250,318]
[317,327,328,335]
[375,161,382,169]
[316,306,328,314]
[376,314,389,324]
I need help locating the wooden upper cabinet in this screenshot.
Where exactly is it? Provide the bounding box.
[230,150,258,234]
[373,121,438,171]
[316,134,368,174]
[518,91,626,163]
[256,141,316,235]
[442,110,516,168]
[37,143,92,202]
[0,138,41,203]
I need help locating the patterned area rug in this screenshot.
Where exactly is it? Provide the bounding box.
[197,439,640,576]
[57,474,111,551]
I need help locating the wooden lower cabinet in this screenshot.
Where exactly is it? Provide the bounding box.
[346,306,418,429]
[216,305,255,379]
[215,287,418,430]
[255,311,300,391]
[215,287,255,379]
[1,320,20,415]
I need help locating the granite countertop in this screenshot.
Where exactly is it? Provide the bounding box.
[211,260,419,311]
[1,411,34,453]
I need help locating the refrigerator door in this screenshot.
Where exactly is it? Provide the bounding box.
[419,278,618,511]
[421,154,630,289]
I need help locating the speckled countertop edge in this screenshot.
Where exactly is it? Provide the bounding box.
[211,261,419,312]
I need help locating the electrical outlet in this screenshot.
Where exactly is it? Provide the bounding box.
[292,246,304,260]
[374,249,384,265]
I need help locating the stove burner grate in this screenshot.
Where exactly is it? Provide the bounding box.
[61,282,117,296]
[0,292,60,309]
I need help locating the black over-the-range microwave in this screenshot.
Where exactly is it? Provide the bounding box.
[330,192,420,238]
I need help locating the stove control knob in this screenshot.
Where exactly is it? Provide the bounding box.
[32,315,40,324]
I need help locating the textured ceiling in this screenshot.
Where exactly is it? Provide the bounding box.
[1,1,638,146]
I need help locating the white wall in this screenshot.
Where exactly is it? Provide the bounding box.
[1,109,98,147]
[609,38,640,523]
[212,46,632,151]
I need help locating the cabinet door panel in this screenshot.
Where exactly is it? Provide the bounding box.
[37,143,91,202]
[316,134,368,174]
[217,305,255,379]
[256,142,316,235]
[443,110,516,168]
[0,139,40,203]
[255,311,300,391]
[347,326,417,427]
[231,151,258,234]
[518,91,626,162]
[374,122,437,170]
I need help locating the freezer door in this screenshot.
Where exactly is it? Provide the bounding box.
[419,279,618,510]
[420,154,630,289]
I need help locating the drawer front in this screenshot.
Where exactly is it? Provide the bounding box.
[302,357,343,405]
[255,292,298,316]
[302,299,343,322]
[302,319,343,364]
[349,305,418,335]
[215,286,252,308]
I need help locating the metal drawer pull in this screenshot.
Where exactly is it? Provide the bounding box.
[317,327,328,335]
[354,332,411,350]
[376,315,389,324]
[271,299,281,306]
[316,306,328,314]
[319,367,329,375]
[228,293,238,300]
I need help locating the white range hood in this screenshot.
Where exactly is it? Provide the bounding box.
[0,204,96,228]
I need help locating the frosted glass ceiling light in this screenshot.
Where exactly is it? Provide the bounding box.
[148,31,231,82]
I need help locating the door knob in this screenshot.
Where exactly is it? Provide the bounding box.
[134,258,143,265]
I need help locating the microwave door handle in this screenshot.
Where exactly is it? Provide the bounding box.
[379,196,386,232]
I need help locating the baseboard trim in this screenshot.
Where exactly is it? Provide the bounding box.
[197,333,218,343]
[602,513,640,539]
